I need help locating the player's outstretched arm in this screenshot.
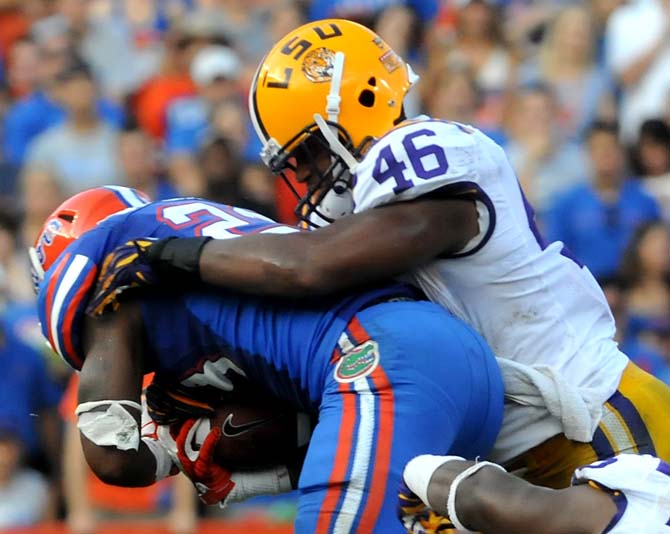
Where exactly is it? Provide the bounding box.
[200,196,477,296]
[87,196,477,315]
[403,456,616,534]
[77,306,169,487]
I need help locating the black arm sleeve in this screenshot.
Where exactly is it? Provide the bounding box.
[146,236,212,283]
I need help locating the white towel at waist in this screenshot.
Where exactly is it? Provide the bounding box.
[496,357,605,442]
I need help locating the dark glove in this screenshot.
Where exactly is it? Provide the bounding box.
[86,236,211,316]
[397,480,457,534]
[146,382,216,426]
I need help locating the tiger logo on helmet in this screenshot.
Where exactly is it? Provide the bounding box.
[301,47,336,83]
[249,19,418,227]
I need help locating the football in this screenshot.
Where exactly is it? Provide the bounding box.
[191,402,311,471]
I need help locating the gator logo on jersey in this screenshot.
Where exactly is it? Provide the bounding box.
[302,47,335,83]
[334,340,379,383]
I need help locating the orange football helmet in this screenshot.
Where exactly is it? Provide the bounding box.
[249,18,418,226]
[29,186,150,292]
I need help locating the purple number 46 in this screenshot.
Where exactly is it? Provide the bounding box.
[372,129,449,193]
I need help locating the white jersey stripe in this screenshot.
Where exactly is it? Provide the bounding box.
[50,254,89,359]
[337,331,355,354]
[333,376,375,534]
[104,186,148,207]
[601,404,637,453]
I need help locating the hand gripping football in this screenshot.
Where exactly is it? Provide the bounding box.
[187,402,312,471]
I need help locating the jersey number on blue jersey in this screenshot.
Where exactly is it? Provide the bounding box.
[157,201,295,238]
[371,129,449,193]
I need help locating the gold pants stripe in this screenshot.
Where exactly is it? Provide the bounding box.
[504,362,670,489]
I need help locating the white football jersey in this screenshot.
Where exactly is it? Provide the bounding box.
[573,454,670,533]
[350,118,630,461]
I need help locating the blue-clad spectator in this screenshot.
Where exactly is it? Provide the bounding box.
[622,334,670,385]
[618,221,669,383]
[3,90,122,166]
[23,59,123,197]
[545,121,661,279]
[165,45,242,155]
[3,32,123,168]
[0,322,62,460]
[165,45,244,195]
[0,421,50,529]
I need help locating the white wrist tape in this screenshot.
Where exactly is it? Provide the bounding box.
[447,461,507,533]
[76,400,142,451]
[403,455,466,506]
[222,465,293,508]
[141,436,174,481]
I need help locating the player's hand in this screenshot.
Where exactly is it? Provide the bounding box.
[397,481,457,534]
[146,381,216,426]
[86,238,162,316]
[174,418,235,505]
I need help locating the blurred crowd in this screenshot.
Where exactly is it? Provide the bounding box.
[0,0,667,531]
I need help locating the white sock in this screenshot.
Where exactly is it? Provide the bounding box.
[403,455,466,507]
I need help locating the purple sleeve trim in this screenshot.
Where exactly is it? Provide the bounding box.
[440,181,496,259]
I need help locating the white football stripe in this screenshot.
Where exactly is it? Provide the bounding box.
[333,376,375,534]
[50,254,89,359]
[337,331,355,354]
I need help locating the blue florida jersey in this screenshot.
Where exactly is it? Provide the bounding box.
[37,193,412,409]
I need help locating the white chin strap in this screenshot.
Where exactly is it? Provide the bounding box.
[314,113,358,171]
[315,51,358,172]
[326,51,344,123]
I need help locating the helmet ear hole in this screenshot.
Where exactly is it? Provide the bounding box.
[358,89,375,108]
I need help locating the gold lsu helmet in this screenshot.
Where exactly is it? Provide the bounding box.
[249,19,418,226]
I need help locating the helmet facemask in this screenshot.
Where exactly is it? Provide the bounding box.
[268,119,372,228]
[28,245,45,294]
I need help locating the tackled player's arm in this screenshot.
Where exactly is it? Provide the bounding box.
[200,196,478,296]
[77,304,158,487]
[425,461,616,534]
